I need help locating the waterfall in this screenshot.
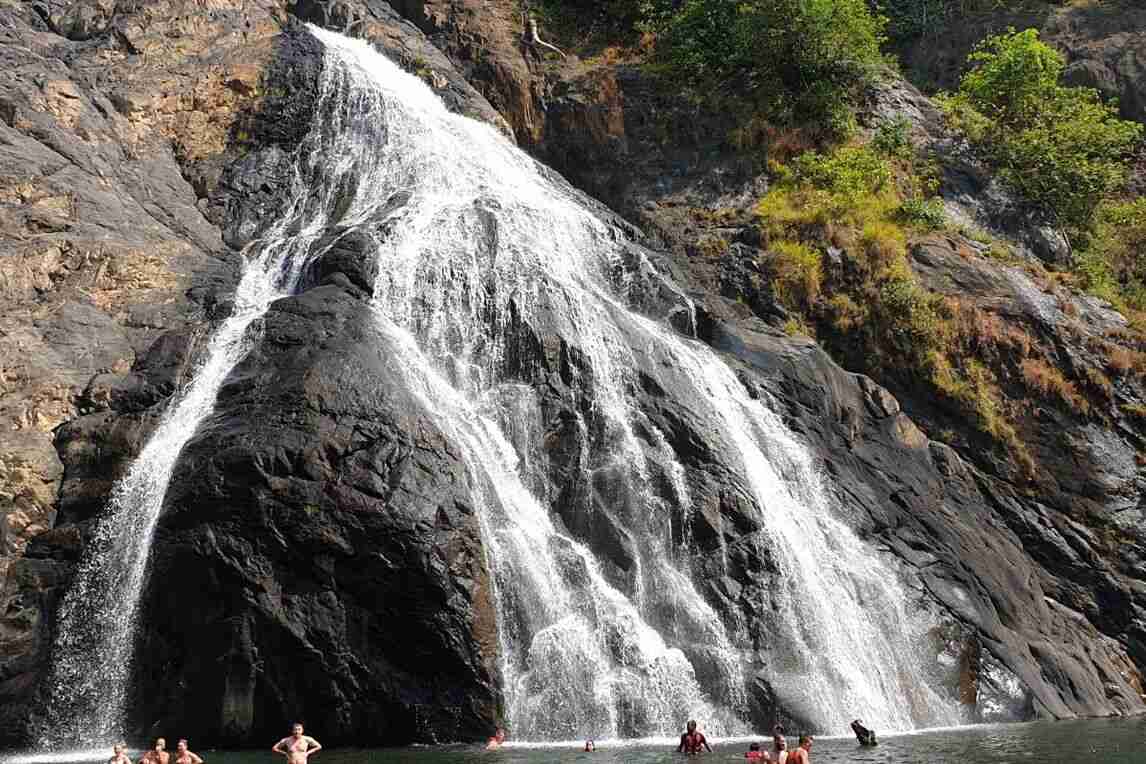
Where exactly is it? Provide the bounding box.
[309,27,960,737]
[38,23,958,748]
[36,45,402,747]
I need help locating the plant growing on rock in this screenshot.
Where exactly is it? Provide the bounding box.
[754,142,1040,471]
[642,0,887,133]
[939,28,1142,234]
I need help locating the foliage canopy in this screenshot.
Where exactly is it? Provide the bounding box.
[643,0,887,131]
[940,28,1142,231]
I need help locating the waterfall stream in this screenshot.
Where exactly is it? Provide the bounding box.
[37,43,401,747]
[38,24,959,749]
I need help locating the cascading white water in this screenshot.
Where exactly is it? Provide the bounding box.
[37,22,959,749]
[37,47,405,748]
[309,28,961,738]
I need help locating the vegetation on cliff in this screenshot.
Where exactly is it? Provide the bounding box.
[939,28,1141,234]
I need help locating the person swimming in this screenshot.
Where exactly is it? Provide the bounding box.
[745,741,768,761]
[787,735,813,764]
[771,725,788,764]
[486,727,507,750]
[677,720,712,754]
[584,740,595,752]
[137,738,169,764]
[173,740,203,764]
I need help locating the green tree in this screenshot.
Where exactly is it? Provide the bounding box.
[645,0,887,131]
[941,28,1142,232]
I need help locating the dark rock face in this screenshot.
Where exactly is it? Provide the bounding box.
[131,284,500,745]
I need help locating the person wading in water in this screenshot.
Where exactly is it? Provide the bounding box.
[787,735,813,764]
[137,738,169,764]
[770,726,788,763]
[272,723,322,763]
[108,744,131,764]
[486,727,507,750]
[173,739,203,764]
[677,720,712,754]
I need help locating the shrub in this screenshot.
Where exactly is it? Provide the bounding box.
[878,276,945,364]
[766,241,822,311]
[897,196,947,230]
[793,146,892,201]
[872,116,913,157]
[645,0,887,129]
[1079,198,1146,311]
[940,28,1143,232]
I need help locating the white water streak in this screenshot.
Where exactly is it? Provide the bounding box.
[39,46,399,748]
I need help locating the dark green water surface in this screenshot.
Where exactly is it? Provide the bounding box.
[6,718,1145,764]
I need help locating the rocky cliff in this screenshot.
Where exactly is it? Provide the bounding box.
[1,0,1145,749]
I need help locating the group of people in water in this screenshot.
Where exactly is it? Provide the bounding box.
[109,717,875,759]
[678,721,813,761]
[107,723,321,764]
[108,737,203,764]
[490,717,878,759]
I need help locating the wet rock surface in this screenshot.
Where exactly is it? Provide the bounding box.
[134,284,500,745]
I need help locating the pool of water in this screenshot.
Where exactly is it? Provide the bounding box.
[5,718,1145,764]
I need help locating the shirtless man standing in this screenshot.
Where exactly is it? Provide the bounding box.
[109,744,131,764]
[138,738,170,764]
[272,723,322,763]
[787,735,813,764]
[677,720,712,754]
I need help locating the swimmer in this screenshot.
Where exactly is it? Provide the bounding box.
[677,720,712,754]
[787,735,813,764]
[137,738,169,764]
[486,727,507,750]
[584,740,596,752]
[173,739,203,764]
[272,723,322,763]
[745,741,769,761]
[771,726,788,764]
[109,744,131,764]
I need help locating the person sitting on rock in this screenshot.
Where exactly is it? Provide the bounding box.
[174,739,203,764]
[850,719,877,746]
[109,743,131,764]
[137,738,169,764]
[521,12,566,65]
